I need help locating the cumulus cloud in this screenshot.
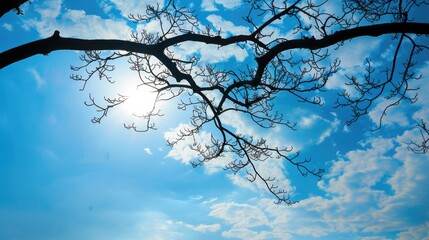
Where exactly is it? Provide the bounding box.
[24,0,131,39]
[34,0,62,19]
[208,131,429,239]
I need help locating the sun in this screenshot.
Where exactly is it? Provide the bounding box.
[122,86,158,116]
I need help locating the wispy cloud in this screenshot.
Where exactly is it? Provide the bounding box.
[202,197,218,205]
[27,68,46,89]
[174,221,221,233]
[317,113,340,145]
[144,147,153,155]
[209,202,269,228]
[3,23,13,31]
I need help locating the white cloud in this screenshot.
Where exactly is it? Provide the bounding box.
[218,110,295,192]
[3,23,13,31]
[144,147,153,155]
[396,222,429,240]
[214,0,242,9]
[410,61,429,123]
[163,124,223,170]
[164,123,235,174]
[175,221,221,233]
[368,99,410,128]
[172,41,249,64]
[311,133,428,234]
[164,123,210,164]
[201,0,242,11]
[326,37,383,92]
[136,212,185,239]
[222,228,283,240]
[206,14,250,37]
[201,44,249,63]
[295,111,341,145]
[104,0,164,18]
[207,129,429,239]
[343,125,350,133]
[227,174,257,191]
[299,114,320,128]
[201,0,218,11]
[209,202,269,228]
[325,68,356,93]
[34,0,62,19]
[24,1,131,39]
[27,68,46,89]
[317,114,340,144]
[201,197,218,205]
[192,195,204,201]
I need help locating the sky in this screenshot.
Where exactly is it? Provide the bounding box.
[0,0,429,239]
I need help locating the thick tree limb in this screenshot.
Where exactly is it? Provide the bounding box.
[254,22,429,82]
[1,22,428,71]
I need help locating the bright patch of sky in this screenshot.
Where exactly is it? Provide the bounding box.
[0,0,428,239]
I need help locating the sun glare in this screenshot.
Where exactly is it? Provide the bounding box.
[122,87,158,116]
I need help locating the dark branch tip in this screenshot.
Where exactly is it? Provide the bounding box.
[52,30,60,38]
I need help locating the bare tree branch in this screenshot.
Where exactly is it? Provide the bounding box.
[1,23,429,70]
[1,0,429,204]
[0,0,29,18]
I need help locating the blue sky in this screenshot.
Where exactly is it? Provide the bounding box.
[1,0,429,239]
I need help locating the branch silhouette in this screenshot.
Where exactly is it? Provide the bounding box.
[1,23,429,70]
[1,0,429,204]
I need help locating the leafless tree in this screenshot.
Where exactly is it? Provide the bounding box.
[1,0,429,204]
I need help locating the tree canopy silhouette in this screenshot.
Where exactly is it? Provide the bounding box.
[1,0,429,204]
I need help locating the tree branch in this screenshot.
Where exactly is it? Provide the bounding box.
[0,0,29,18]
[1,23,428,71]
[257,22,429,75]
